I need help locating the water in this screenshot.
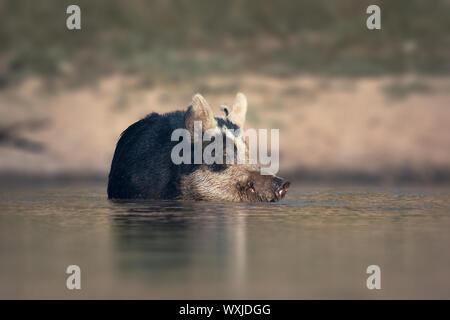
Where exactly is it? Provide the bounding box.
[1,183,450,299]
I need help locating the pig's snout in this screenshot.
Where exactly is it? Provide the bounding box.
[273,178,290,201]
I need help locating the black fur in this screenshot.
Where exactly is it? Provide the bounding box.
[107,110,236,199]
[107,111,187,199]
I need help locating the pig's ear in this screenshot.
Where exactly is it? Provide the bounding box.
[228,92,247,128]
[185,93,217,134]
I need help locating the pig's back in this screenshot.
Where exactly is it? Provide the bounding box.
[107,110,186,199]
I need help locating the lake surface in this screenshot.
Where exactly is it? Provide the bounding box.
[1,182,449,299]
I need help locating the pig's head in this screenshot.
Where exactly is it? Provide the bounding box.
[180,93,290,202]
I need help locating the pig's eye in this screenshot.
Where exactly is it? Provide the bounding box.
[247,181,255,193]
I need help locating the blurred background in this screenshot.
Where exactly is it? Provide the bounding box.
[1,0,449,185]
[2,0,450,301]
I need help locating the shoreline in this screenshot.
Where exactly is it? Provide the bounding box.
[2,168,450,188]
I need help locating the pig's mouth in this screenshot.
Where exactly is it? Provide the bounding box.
[272,181,290,202]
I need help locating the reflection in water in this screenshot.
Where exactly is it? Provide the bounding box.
[232,214,246,294]
[0,184,450,299]
[110,201,250,297]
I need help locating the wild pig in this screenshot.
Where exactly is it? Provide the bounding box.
[107,93,290,201]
